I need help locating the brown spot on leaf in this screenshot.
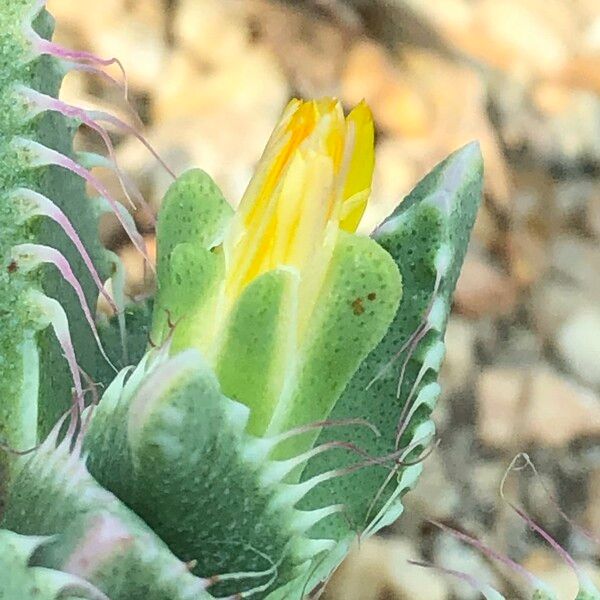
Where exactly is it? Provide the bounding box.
[7,260,17,273]
[367,292,377,301]
[351,297,365,315]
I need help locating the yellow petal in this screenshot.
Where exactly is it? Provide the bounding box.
[224,97,375,304]
[340,100,374,232]
[281,150,334,270]
[340,188,371,233]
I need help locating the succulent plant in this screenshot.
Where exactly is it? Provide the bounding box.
[5,2,589,599]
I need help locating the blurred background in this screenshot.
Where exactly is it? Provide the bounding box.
[46,0,600,597]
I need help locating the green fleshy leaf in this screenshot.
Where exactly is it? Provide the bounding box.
[157,242,224,354]
[298,142,484,582]
[0,528,108,600]
[575,592,600,600]
[155,169,232,274]
[0,4,113,496]
[216,268,298,435]
[2,429,211,600]
[84,349,337,598]
[152,168,232,347]
[267,230,402,456]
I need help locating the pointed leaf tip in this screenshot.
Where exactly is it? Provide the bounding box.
[425,141,483,215]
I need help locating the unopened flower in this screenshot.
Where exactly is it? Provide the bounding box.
[152,98,401,438]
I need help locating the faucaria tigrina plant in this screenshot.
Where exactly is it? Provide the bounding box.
[2,2,588,599]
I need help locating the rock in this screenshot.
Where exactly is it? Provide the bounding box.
[470,461,510,511]
[532,81,576,116]
[493,77,600,167]
[402,453,460,523]
[115,1,289,211]
[475,0,571,74]
[477,366,600,448]
[525,367,600,446]
[117,235,156,301]
[47,0,124,37]
[471,203,503,250]
[439,317,475,395]
[400,0,473,34]
[553,178,599,221]
[507,228,548,288]
[559,0,600,93]
[326,537,448,600]
[585,13,600,51]
[494,327,541,367]
[555,309,600,387]
[51,0,171,98]
[523,548,600,598]
[174,0,249,66]
[523,466,563,531]
[152,47,288,125]
[559,54,600,97]
[342,42,512,214]
[155,1,289,125]
[531,279,595,340]
[588,192,600,238]
[509,171,556,227]
[342,41,431,138]
[533,86,600,163]
[477,367,525,449]
[550,237,600,293]
[576,0,600,28]
[407,0,573,76]
[586,468,600,541]
[86,1,167,93]
[240,0,353,96]
[433,533,502,600]
[453,254,518,318]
